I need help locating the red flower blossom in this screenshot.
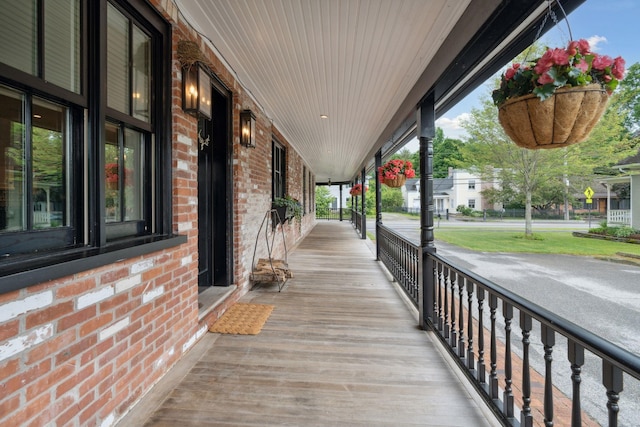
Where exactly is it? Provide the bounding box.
[493,39,625,106]
[611,56,626,80]
[537,72,554,85]
[592,54,614,71]
[378,159,416,183]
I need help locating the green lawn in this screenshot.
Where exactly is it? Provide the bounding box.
[434,229,640,256]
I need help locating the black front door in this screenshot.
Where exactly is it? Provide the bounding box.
[198,83,230,289]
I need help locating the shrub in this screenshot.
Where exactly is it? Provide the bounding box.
[613,226,636,238]
[456,205,474,216]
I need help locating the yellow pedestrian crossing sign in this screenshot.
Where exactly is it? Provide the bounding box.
[584,186,594,203]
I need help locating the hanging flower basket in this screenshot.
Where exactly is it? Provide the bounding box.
[382,174,407,188]
[492,38,624,150]
[378,159,415,188]
[498,84,608,149]
[349,184,365,196]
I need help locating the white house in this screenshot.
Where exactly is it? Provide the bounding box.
[601,150,640,228]
[403,169,501,215]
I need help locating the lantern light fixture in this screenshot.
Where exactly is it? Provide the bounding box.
[182,62,211,119]
[240,109,256,148]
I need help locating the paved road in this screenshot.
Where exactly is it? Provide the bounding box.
[367,214,640,426]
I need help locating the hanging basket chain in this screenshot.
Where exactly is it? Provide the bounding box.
[525,0,573,64]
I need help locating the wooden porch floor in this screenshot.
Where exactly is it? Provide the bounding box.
[118,222,500,426]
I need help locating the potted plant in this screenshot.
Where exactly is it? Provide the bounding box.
[349,184,365,196]
[378,159,415,187]
[272,195,302,224]
[492,39,625,149]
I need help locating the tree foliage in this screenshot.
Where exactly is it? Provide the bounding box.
[459,97,566,235]
[432,127,463,178]
[314,186,333,217]
[615,62,640,133]
[459,78,636,235]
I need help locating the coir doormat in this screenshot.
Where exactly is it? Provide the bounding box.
[209,303,274,335]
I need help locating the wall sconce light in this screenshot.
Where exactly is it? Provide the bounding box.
[240,109,256,148]
[182,63,211,119]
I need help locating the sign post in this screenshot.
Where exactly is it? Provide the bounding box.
[584,187,594,229]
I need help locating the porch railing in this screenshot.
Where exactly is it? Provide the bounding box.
[377,224,420,306]
[352,209,362,235]
[608,209,631,226]
[375,227,640,427]
[315,208,349,221]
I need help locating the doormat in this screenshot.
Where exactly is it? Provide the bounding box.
[209,303,274,335]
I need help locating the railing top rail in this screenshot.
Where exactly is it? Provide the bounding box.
[430,251,640,381]
[378,224,420,251]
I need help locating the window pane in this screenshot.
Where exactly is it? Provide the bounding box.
[123,128,143,221]
[32,98,69,229]
[132,26,150,122]
[0,1,37,75]
[107,4,129,114]
[0,87,26,232]
[105,123,120,222]
[44,0,81,93]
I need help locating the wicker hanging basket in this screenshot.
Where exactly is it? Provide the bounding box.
[382,174,407,188]
[497,84,609,150]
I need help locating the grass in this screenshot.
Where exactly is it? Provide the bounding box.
[434,229,640,256]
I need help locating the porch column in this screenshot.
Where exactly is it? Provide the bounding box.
[361,168,366,239]
[339,185,343,221]
[418,93,436,329]
[375,150,382,259]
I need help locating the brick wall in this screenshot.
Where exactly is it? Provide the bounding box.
[0,0,315,425]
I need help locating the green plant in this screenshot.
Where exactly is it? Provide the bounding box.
[456,205,474,216]
[272,195,302,222]
[492,39,625,106]
[613,226,636,238]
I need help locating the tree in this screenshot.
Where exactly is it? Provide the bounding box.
[433,127,463,178]
[615,62,640,133]
[380,185,404,212]
[314,186,333,217]
[460,97,568,235]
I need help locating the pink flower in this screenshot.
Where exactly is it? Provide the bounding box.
[611,56,626,79]
[405,169,415,179]
[534,48,569,75]
[534,49,555,74]
[505,63,521,81]
[577,39,591,55]
[592,54,614,70]
[550,48,570,65]
[568,39,590,56]
[575,59,589,73]
[537,72,554,85]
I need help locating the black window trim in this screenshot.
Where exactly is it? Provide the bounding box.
[0,0,180,294]
[272,138,286,199]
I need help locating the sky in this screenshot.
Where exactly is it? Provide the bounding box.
[407,0,640,149]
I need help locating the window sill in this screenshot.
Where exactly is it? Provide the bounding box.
[0,234,188,295]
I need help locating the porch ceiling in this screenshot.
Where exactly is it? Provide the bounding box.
[175,0,582,184]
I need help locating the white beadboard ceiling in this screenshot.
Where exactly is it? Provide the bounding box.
[175,0,474,183]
